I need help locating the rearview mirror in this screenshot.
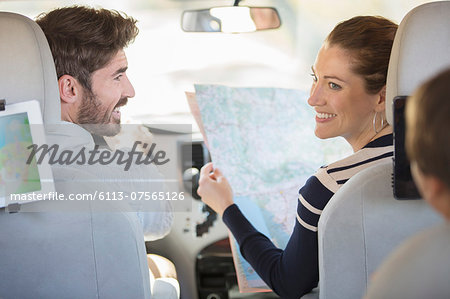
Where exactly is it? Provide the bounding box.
[181,6,281,33]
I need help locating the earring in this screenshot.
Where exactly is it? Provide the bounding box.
[373,112,385,134]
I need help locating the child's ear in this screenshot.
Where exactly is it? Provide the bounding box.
[414,164,450,218]
[426,175,448,202]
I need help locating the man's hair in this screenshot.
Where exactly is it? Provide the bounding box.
[406,68,450,189]
[326,16,398,94]
[36,5,138,91]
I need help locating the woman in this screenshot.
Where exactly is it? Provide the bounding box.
[198,16,398,298]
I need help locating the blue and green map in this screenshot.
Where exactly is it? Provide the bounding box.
[195,85,351,292]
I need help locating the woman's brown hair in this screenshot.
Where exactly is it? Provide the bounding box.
[326,16,398,94]
[36,5,139,91]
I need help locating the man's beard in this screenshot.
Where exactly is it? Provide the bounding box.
[77,90,128,137]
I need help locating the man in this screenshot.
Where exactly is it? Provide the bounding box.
[365,68,450,298]
[36,6,178,298]
[37,6,136,137]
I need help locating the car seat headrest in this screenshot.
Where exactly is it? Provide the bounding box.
[0,12,60,123]
[386,1,450,124]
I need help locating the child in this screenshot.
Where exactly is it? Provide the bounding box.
[365,68,450,298]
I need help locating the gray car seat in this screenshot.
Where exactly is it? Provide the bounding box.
[0,11,152,299]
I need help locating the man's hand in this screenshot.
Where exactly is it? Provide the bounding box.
[197,162,234,216]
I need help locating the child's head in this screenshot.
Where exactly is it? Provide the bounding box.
[406,68,450,220]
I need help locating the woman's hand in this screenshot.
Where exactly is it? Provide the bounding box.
[197,162,234,216]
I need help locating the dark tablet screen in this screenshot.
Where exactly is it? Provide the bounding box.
[393,96,420,199]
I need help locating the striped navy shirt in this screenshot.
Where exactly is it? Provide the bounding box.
[298,134,394,233]
[222,134,393,299]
